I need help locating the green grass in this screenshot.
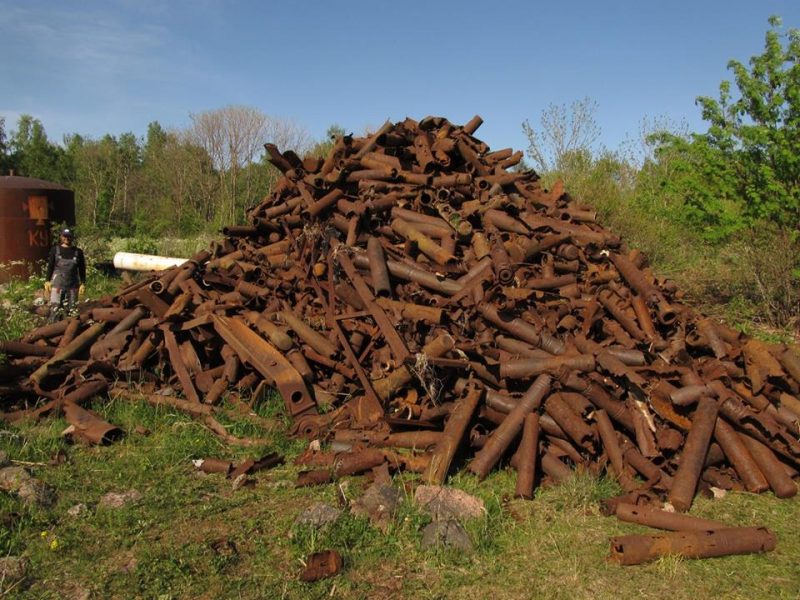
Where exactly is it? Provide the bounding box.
[2,242,799,598]
[1,397,799,599]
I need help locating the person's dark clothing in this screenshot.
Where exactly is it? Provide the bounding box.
[46,245,86,287]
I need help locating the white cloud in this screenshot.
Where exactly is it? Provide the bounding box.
[0,3,170,85]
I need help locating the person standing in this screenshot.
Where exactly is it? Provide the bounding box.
[44,228,86,323]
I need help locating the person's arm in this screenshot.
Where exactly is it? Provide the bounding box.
[77,248,87,284]
[46,246,56,281]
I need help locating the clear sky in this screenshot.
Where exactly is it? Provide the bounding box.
[2,0,799,156]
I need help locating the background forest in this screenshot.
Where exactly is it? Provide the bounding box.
[1,18,798,334]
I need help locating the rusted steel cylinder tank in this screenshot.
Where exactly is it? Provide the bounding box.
[0,174,75,282]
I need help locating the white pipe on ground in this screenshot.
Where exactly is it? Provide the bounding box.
[112,252,188,272]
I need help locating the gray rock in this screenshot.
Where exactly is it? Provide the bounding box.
[18,478,57,507]
[421,520,473,552]
[414,485,485,521]
[98,489,142,509]
[0,556,28,581]
[295,502,342,529]
[0,466,56,507]
[67,503,89,517]
[351,484,402,531]
[0,466,31,492]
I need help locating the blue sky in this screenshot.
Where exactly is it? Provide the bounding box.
[2,0,799,157]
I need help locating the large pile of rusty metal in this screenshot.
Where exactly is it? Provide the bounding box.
[2,116,799,537]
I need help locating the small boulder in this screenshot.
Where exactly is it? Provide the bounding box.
[18,478,57,507]
[414,485,485,521]
[99,489,142,509]
[351,483,402,531]
[295,502,342,529]
[0,556,28,581]
[421,520,473,552]
[0,466,56,507]
[67,503,89,518]
[0,466,31,492]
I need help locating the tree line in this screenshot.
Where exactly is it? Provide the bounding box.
[0,107,326,238]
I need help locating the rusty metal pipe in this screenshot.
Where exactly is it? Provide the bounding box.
[668,397,719,511]
[367,236,392,298]
[514,413,540,499]
[609,527,776,565]
[468,374,551,479]
[425,383,483,485]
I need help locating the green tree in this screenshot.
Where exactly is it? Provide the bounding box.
[0,117,10,174]
[654,16,800,235]
[9,115,66,183]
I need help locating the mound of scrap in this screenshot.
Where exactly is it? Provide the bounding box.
[2,115,800,525]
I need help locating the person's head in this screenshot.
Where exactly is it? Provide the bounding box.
[59,228,75,246]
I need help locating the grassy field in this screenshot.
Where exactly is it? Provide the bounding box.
[1,394,799,600]
[1,264,799,599]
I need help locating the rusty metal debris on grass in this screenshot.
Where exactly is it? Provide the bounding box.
[1,115,798,563]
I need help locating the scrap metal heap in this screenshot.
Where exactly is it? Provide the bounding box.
[2,117,799,546]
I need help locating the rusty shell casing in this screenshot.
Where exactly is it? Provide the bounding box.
[197,458,233,475]
[468,374,551,479]
[121,333,157,370]
[778,347,800,384]
[462,115,483,135]
[351,253,462,296]
[614,502,728,531]
[514,413,540,499]
[668,397,720,511]
[306,188,343,218]
[489,235,514,285]
[713,419,769,493]
[560,373,634,432]
[333,448,386,477]
[630,293,657,340]
[57,318,81,349]
[279,310,338,359]
[608,251,661,304]
[670,385,709,407]
[501,354,595,380]
[471,232,492,260]
[63,401,122,445]
[22,319,70,343]
[540,448,573,483]
[478,303,565,355]
[739,433,798,498]
[213,315,314,417]
[425,383,483,485]
[30,322,106,385]
[544,393,595,450]
[367,236,392,298]
[107,306,148,336]
[620,438,673,488]
[244,312,294,352]
[391,219,456,265]
[598,291,646,341]
[90,307,134,322]
[595,409,624,477]
[372,334,455,400]
[484,209,528,235]
[608,527,776,565]
[375,298,443,325]
[334,429,442,450]
[0,341,58,358]
[525,274,577,290]
[696,318,727,358]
